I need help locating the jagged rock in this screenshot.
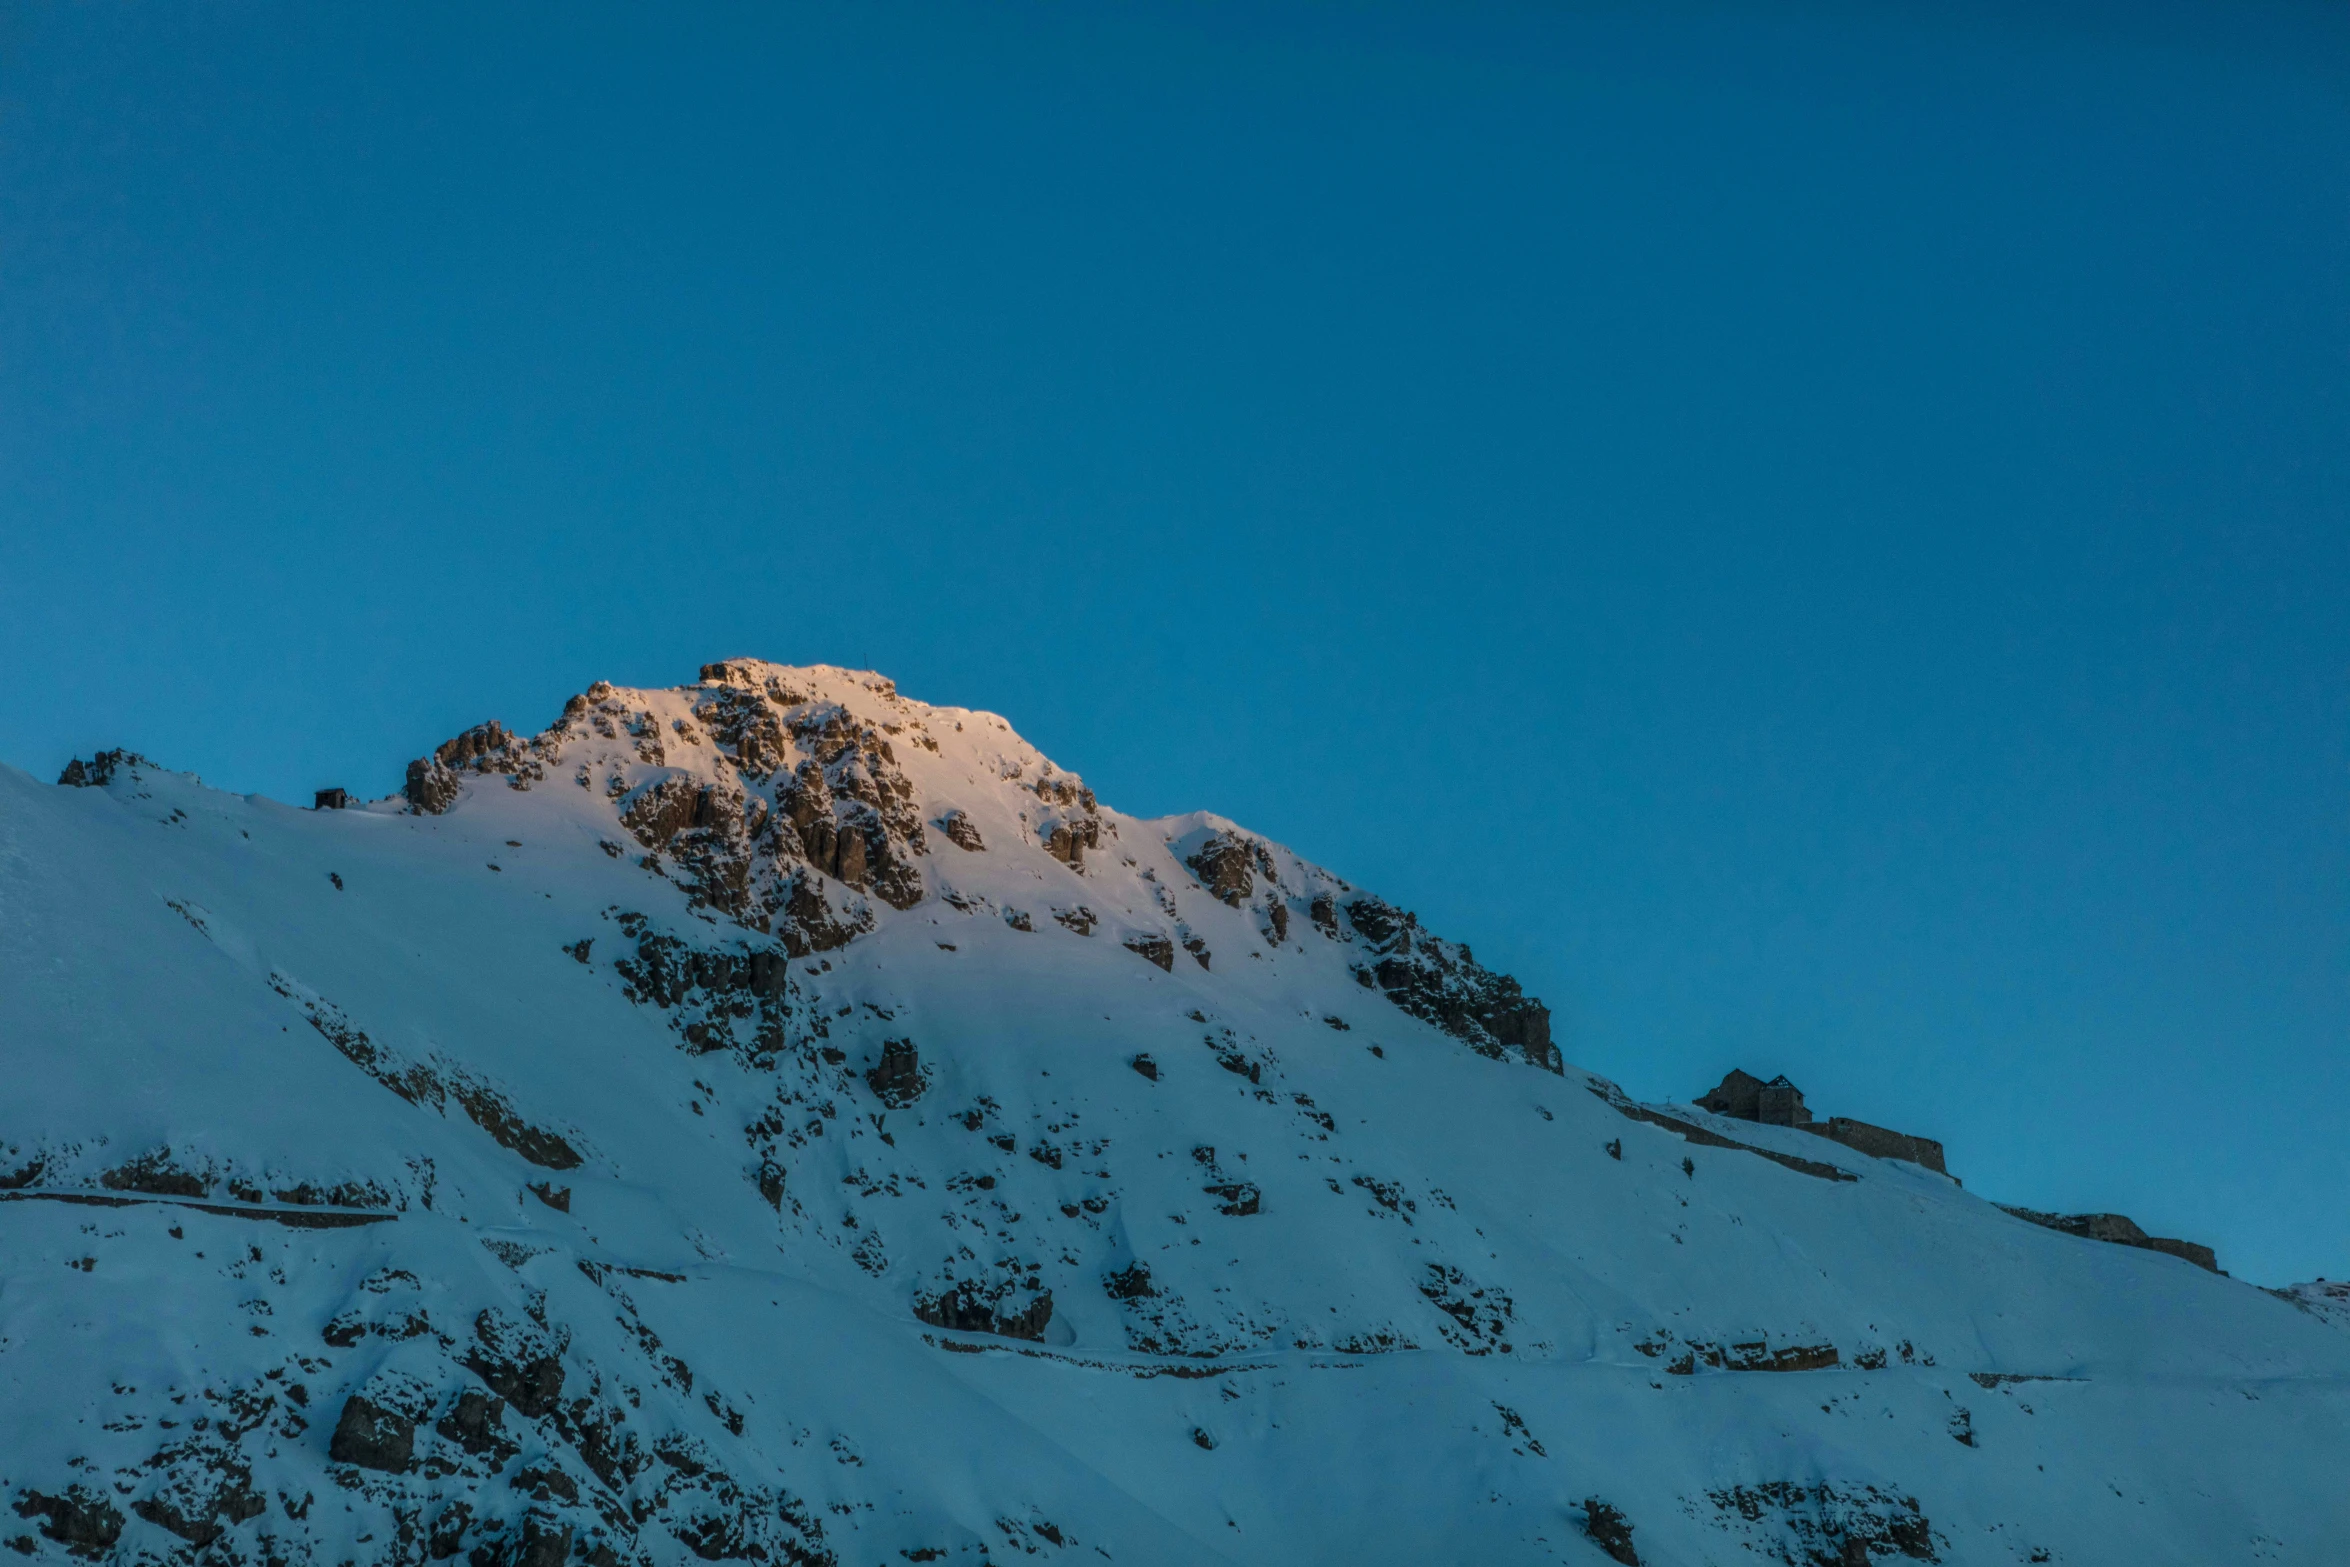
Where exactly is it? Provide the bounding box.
[436,1390,508,1456]
[437,721,514,768]
[129,1469,265,1549]
[404,721,534,813]
[780,871,870,955]
[1342,896,1558,1073]
[1582,1498,1639,1565]
[449,1078,580,1170]
[329,1395,417,1472]
[1123,934,1174,971]
[405,756,462,814]
[936,809,985,851]
[622,774,704,849]
[55,750,152,789]
[1184,832,1267,907]
[1309,894,1339,937]
[486,1516,575,1567]
[913,1282,1054,1341]
[1702,1481,1938,1563]
[467,1312,566,1419]
[13,1489,124,1558]
[1204,1182,1259,1216]
[866,1039,927,1108]
[100,1147,209,1197]
[1659,1340,1840,1375]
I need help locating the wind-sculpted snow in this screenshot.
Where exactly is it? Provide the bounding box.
[2,660,2345,1565]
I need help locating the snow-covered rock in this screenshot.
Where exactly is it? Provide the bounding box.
[1,660,2343,1566]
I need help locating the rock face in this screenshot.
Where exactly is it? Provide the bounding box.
[865,1038,927,1108]
[913,1280,1054,1341]
[3,659,2343,1567]
[328,1396,417,1472]
[56,750,154,789]
[13,1489,125,1558]
[1342,896,1558,1072]
[1582,1498,1641,1565]
[1184,832,1269,908]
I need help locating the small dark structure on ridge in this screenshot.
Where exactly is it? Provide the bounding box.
[1694,1068,1813,1127]
[1694,1068,2222,1272]
[313,788,350,810]
[1693,1068,1949,1174]
[1994,1206,2220,1274]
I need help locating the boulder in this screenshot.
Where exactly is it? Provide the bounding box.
[866,1039,927,1108]
[328,1395,416,1472]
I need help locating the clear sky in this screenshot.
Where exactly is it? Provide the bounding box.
[3,1,2345,1285]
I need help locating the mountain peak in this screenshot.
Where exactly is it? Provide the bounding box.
[389,658,1559,1073]
[4,661,2342,1566]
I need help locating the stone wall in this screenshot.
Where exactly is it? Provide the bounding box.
[1799,1116,1947,1176]
[1998,1206,2220,1273]
[1694,1070,1815,1125]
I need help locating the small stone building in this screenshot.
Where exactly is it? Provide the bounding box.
[314,788,350,811]
[1690,1072,2221,1269]
[1693,1069,1813,1127]
[1693,1069,1948,1175]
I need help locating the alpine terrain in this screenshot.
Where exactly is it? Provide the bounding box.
[2,660,2343,1567]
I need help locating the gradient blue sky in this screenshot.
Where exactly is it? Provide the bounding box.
[4,1,2345,1284]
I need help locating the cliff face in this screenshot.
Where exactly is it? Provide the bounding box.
[3,661,2345,1567]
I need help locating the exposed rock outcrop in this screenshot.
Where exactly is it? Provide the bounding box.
[1582,1498,1640,1566]
[913,1281,1053,1341]
[865,1039,927,1108]
[1123,934,1175,972]
[328,1395,417,1473]
[57,750,155,789]
[404,720,541,814]
[13,1487,125,1558]
[1341,896,1558,1072]
[1184,832,1273,908]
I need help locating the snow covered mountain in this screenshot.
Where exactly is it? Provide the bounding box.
[2,659,2343,1567]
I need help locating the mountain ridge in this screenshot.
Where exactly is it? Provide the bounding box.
[2,659,2344,1566]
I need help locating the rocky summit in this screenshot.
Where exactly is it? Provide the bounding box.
[1,660,2344,1566]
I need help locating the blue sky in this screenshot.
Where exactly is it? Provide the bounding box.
[3,1,2345,1284]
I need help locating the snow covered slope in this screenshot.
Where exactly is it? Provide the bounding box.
[2,660,2343,1567]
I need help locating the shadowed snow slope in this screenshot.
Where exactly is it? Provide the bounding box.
[2,661,2343,1566]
